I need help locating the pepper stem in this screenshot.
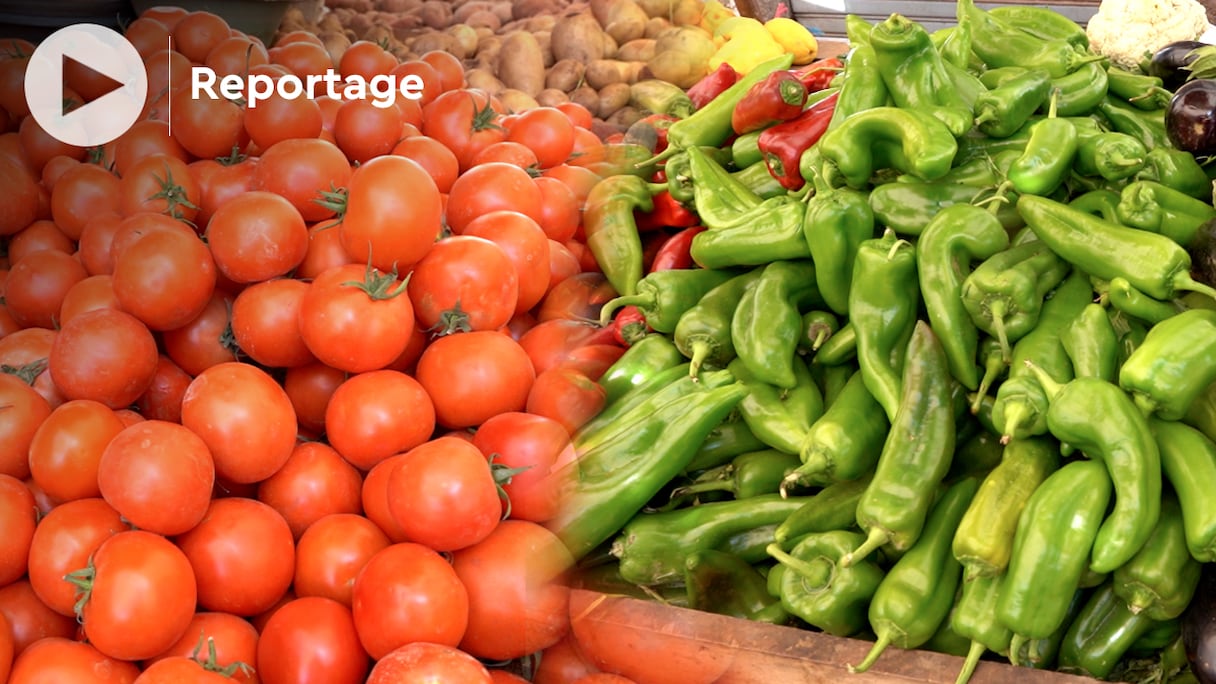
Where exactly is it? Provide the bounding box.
[811,327,830,351]
[669,478,734,499]
[688,341,713,381]
[598,294,650,328]
[1174,272,1216,303]
[765,543,834,590]
[1008,634,1028,668]
[781,453,829,498]
[1133,392,1159,417]
[955,641,988,684]
[1045,87,1061,120]
[636,146,678,170]
[999,401,1030,445]
[1022,360,1066,401]
[841,526,889,568]
[987,299,1013,363]
[848,632,892,673]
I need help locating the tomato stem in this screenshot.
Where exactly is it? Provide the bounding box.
[149,162,200,221]
[469,93,505,134]
[64,563,96,621]
[313,184,348,220]
[489,454,532,520]
[1,358,47,385]
[426,301,474,337]
[340,258,410,301]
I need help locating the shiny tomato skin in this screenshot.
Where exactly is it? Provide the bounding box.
[48,308,159,409]
[324,369,436,471]
[359,454,410,543]
[339,155,442,273]
[80,530,198,661]
[282,361,345,435]
[4,249,87,329]
[526,366,608,436]
[27,399,125,503]
[386,437,502,552]
[366,642,493,684]
[7,637,139,684]
[255,137,351,222]
[230,276,315,369]
[257,441,363,539]
[444,162,543,234]
[298,263,416,374]
[0,476,36,587]
[461,210,551,314]
[133,656,233,683]
[110,226,217,331]
[26,498,127,617]
[0,374,51,479]
[406,235,518,333]
[415,331,535,429]
[470,412,574,524]
[256,596,369,684]
[351,542,469,659]
[293,512,390,607]
[144,612,259,684]
[206,191,309,284]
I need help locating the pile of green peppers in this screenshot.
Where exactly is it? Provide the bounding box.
[554,3,1216,683]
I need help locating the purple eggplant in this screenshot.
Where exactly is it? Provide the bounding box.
[1167,79,1216,157]
[1182,562,1216,683]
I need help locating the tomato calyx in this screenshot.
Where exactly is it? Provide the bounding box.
[488,452,532,520]
[313,184,349,219]
[149,162,200,221]
[64,561,97,619]
[340,260,410,302]
[191,633,255,678]
[215,146,247,166]
[470,93,505,134]
[1,358,47,385]
[427,301,475,337]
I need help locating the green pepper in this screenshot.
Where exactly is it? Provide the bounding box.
[650,53,795,164]
[583,174,655,297]
[574,366,732,451]
[827,43,888,131]
[918,204,1011,390]
[868,180,1022,237]
[1067,187,1122,222]
[1008,91,1078,197]
[845,14,873,45]
[597,333,686,406]
[1109,307,1151,366]
[1108,276,1184,325]
[948,428,1005,482]
[943,61,986,111]
[1074,131,1148,181]
[1112,492,1201,620]
[731,160,786,199]
[952,574,1013,684]
[931,22,972,70]
[1057,581,1158,680]
[597,268,736,333]
[767,530,885,637]
[683,549,789,624]
[673,268,763,379]
[1096,95,1170,150]
[802,169,875,315]
[814,320,857,367]
[1153,419,1216,562]
[782,370,887,490]
[1028,369,1162,575]
[960,240,1070,362]
[959,0,1104,78]
[798,310,839,355]
[978,66,1028,89]
[1016,589,1090,670]
[687,145,762,227]
[974,68,1053,139]
[548,381,748,560]
[732,259,822,388]
[729,356,822,456]
[844,322,956,566]
[849,230,919,423]
[956,123,1033,162]
[1128,619,1182,659]
[1106,64,1173,110]
[1017,194,1216,302]
[689,196,810,268]
[774,473,873,547]
[1117,180,1216,246]
[665,146,731,203]
[1058,303,1119,384]
[898,149,1015,187]
[952,437,1059,579]
[850,476,979,673]
[817,107,958,188]
[612,493,810,585]
[685,418,767,473]
[730,130,764,170]
[868,13,971,117]
[673,449,802,502]
[998,459,1112,657]
[1119,309,1216,420]
[1047,60,1110,117]
[971,338,1007,412]
[987,5,1090,49]
[1135,147,1212,199]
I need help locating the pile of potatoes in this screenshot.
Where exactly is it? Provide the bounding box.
[278,0,724,132]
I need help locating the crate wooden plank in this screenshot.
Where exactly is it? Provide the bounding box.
[569,590,1120,684]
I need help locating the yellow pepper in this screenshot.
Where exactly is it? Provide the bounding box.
[708,22,786,75]
[765,17,818,65]
[699,0,736,34]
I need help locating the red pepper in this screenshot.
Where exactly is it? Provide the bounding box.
[649,225,706,273]
[610,304,652,346]
[635,190,699,232]
[731,71,808,135]
[791,57,844,93]
[759,91,839,191]
[625,113,678,153]
[686,62,740,109]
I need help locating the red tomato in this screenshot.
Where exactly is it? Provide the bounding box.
[27,399,125,503]
[533,175,580,243]
[175,497,296,616]
[111,224,217,331]
[558,344,627,381]
[537,272,616,323]
[445,162,543,234]
[462,210,551,314]
[256,597,369,684]
[161,291,238,377]
[360,454,410,543]
[205,191,307,283]
[339,155,442,273]
[469,141,538,169]
[547,239,583,291]
[528,367,608,435]
[296,218,355,279]
[367,642,492,684]
[0,372,49,480]
[145,612,259,684]
[122,17,170,59]
[419,50,465,91]
[255,138,352,222]
[118,154,201,222]
[58,274,121,325]
[169,87,247,160]
[80,530,197,660]
[407,235,518,333]
[26,498,126,617]
[0,581,77,657]
[389,60,442,106]
[7,637,139,684]
[518,318,609,376]
[77,212,124,276]
[49,308,159,409]
[333,98,403,164]
[257,441,363,539]
[282,361,345,434]
[134,656,233,683]
[47,165,118,241]
[489,671,530,684]
[573,675,640,684]
[0,327,62,409]
[172,11,230,63]
[190,156,259,229]
[387,437,502,552]
[19,114,86,173]
[4,249,87,329]
[390,135,458,193]
[243,86,323,150]
[298,262,417,374]
[294,513,390,607]
[421,89,503,170]
[471,412,575,524]
[113,120,187,178]
[507,107,576,169]
[97,420,215,535]
[541,163,600,205]
[452,520,573,660]
[324,369,436,471]
[415,331,535,429]
[556,101,594,130]
[268,41,333,79]
[0,476,35,586]
[135,354,193,424]
[533,633,601,684]
[0,156,38,235]
[0,611,11,684]
[351,542,469,658]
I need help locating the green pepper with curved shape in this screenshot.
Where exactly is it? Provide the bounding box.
[1135,147,1211,199]
[583,174,655,297]
[1074,132,1148,181]
[1112,492,1201,620]
[673,449,802,502]
[817,107,958,188]
[1008,92,1079,197]
[729,356,823,456]
[597,268,737,333]
[960,240,1071,362]
[1153,419,1216,562]
[774,473,873,546]
[987,5,1089,49]
[1107,276,1183,325]
[1117,180,1216,247]
[690,196,811,269]
[1067,188,1121,222]
[684,418,768,473]
[684,549,789,624]
[767,530,884,636]
[974,68,1052,139]
[598,333,686,406]
[1057,581,1158,680]
[673,268,764,379]
[1060,302,1119,383]
[782,369,887,490]
[826,42,889,131]
[952,574,1013,684]
[868,14,971,117]
[802,169,874,315]
[868,178,1022,236]
[1119,309,1216,420]
[1096,94,1169,150]
[732,259,822,388]
[959,0,1104,78]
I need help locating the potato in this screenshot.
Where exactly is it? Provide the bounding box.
[379,0,421,12]
[496,31,547,97]
[513,0,563,20]
[410,31,463,56]
[634,0,673,18]
[643,16,671,38]
[584,59,644,89]
[419,1,453,29]
[319,30,352,65]
[646,49,708,88]
[465,68,506,94]
[597,82,632,118]
[654,25,714,61]
[535,31,554,67]
[551,12,605,63]
[615,38,655,62]
[606,104,644,127]
[591,0,649,44]
[464,10,502,31]
[362,24,393,45]
[536,88,570,107]
[453,1,494,23]
[524,14,557,32]
[445,24,479,59]
[570,84,600,112]
[497,88,541,113]
[545,58,585,92]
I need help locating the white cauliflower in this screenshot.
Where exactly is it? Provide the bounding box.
[1086,0,1209,69]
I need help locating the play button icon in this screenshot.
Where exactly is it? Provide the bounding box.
[24,24,148,148]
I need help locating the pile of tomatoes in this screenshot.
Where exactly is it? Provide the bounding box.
[0,6,640,683]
